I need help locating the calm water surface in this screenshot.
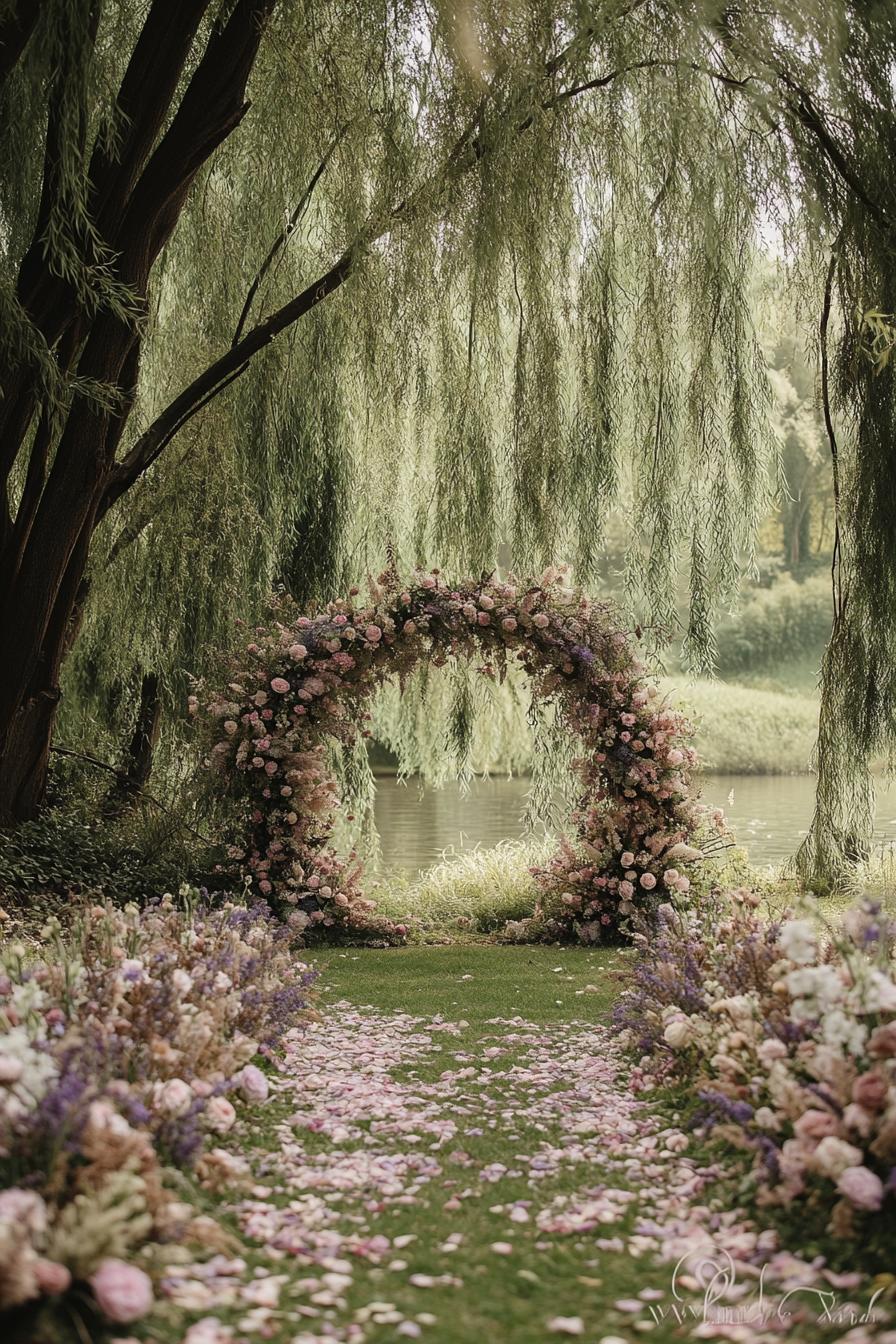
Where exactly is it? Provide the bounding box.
[372,772,896,878]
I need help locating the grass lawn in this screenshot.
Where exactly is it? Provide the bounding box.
[140,943,873,1344]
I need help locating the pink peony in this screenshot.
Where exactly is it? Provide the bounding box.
[205,1096,236,1133]
[270,677,290,694]
[794,1109,841,1143]
[364,624,382,642]
[237,1064,269,1103]
[667,748,684,766]
[158,1078,192,1117]
[618,880,634,899]
[837,1165,884,1211]
[288,643,308,661]
[868,1022,896,1058]
[35,1259,71,1295]
[639,872,657,890]
[620,851,635,867]
[89,1259,154,1323]
[852,1070,889,1112]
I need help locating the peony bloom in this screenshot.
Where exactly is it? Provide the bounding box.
[34,1258,71,1295]
[237,1064,269,1103]
[158,1078,193,1117]
[852,1070,889,1112]
[639,872,657,890]
[666,748,684,766]
[205,1096,236,1133]
[794,1108,841,1142]
[663,1018,692,1049]
[868,1022,896,1058]
[837,1165,884,1211]
[288,643,308,661]
[89,1259,153,1323]
[618,880,634,899]
[812,1135,864,1179]
[364,624,382,642]
[270,677,290,694]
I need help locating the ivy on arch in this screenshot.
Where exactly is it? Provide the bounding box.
[200,569,719,943]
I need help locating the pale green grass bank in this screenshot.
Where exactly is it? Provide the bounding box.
[663,676,818,775]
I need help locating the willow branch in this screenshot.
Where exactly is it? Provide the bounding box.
[233,123,350,347]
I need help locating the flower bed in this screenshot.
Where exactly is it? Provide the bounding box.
[0,893,315,1337]
[200,568,718,943]
[616,890,896,1258]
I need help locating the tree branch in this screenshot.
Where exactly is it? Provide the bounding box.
[0,0,40,89]
[233,123,350,347]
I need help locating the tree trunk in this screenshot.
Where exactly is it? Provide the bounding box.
[104,672,162,814]
[0,690,61,823]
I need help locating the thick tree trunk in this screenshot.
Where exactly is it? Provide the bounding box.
[0,690,61,823]
[0,0,275,825]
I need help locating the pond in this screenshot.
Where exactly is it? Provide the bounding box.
[372,771,896,879]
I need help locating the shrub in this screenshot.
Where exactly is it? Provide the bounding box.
[616,889,896,1262]
[713,573,831,682]
[0,891,315,1336]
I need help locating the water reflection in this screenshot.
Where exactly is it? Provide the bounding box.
[372,771,896,879]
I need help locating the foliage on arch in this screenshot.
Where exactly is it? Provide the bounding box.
[199,570,720,943]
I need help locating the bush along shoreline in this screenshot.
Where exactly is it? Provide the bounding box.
[0,892,316,1341]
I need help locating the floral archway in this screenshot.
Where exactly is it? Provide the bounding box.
[200,569,720,943]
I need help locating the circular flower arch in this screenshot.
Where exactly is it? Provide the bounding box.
[200,569,720,943]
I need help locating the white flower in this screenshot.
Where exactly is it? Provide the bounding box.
[663,1019,693,1049]
[812,1135,864,1179]
[778,918,817,966]
[821,1008,868,1055]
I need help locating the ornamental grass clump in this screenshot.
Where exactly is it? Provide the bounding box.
[617,890,896,1257]
[0,892,315,1335]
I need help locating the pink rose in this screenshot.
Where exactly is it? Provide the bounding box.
[270,677,290,694]
[868,1022,896,1058]
[237,1064,269,1103]
[837,1165,884,1211]
[852,1070,889,1112]
[364,625,382,642]
[35,1258,71,1295]
[89,1259,153,1323]
[403,620,417,635]
[532,613,550,628]
[288,643,308,661]
[619,880,634,899]
[639,872,657,890]
[794,1109,840,1143]
[158,1079,192,1117]
[502,617,518,632]
[667,748,684,766]
[205,1096,236,1133]
[476,612,490,625]
[620,851,635,867]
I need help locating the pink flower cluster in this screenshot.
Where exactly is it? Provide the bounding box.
[201,568,711,942]
[0,894,315,1329]
[617,891,896,1249]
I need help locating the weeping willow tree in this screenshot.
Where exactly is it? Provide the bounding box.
[0,1,893,877]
